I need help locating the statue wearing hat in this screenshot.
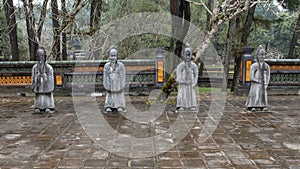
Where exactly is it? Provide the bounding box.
[245,45,270,112]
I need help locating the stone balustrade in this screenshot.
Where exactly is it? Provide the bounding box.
[1,59,299,95]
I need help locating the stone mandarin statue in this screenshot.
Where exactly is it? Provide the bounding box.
[245,45,270,112]
[103,45,126,113]
[176,44,198,111]
[31,47,55,114]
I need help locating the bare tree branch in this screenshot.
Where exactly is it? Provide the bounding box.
[191,0,273,62]
[185,0,213,16]
[37,0,49,41]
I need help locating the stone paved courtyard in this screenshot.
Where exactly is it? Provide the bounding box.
[0,93,299,169]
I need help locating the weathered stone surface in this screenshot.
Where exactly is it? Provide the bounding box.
[0,94,299,168]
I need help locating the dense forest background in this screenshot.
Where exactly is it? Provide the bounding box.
[1,0,299,61]
[0,0,299,91]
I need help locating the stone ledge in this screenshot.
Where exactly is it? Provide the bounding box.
[235,85,300,96]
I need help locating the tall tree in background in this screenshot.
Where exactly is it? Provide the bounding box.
[232,4,257,91]
[241,4,257,46]
[170,0,191,69]
[162,0,264,96]
[21,0,49,61]
[58,0,89,60]
[3,0,19,61]
[21,0,88,60]
[51,0,60,60]
[191,0,261,62]
[222,18,235,91]
[61,0,67,60]
[22,0,38,61]
[288,12,300,59]
[37,0,49,41]
[205,0,212,31]
[199,0,212,77]
[276,0,300,58]
[90,0,102,31]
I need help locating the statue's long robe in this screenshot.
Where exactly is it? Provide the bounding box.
[246,62,270,109]
[103,61,126,109]
[176,61,198,109]
[31,63,55,110]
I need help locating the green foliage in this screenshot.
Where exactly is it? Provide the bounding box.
[254,3,285,22]
[106,0,165,22]
[211,23,228,60]
[278,0,300,11]
[249,4,296,55]
[190,0,207,27]
[0,7,29,60]
[101,0,170,59]
[116,34,171,59]
[17,27,29,61]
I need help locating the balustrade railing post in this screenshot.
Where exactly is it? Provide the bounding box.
[240,46,254,86]
[155,47,165,86]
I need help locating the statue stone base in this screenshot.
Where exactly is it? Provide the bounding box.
[242,107,271,114]
[175,108,198,114]
[103,107,126,114]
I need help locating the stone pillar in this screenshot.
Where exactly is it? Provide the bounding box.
[240,46,254,86]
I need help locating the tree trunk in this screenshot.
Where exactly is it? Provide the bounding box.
[37,0,49,41]
[173,0,184,59]
[172,0,190,69]
[3,0,19,61]
[51,0,61,60]
[195,22,218,62]
[162,0,190,97]
[90,0,102,30]
[222,18,235,91]
[23,0,38,61]
[241,4,256,46]
[62,33,67,60]
[231,4,256,91]
[171,0,183,70]
[170,0,176,52]
[288,12,300,59]
[205,0,212,31]
[61,0,67,60]
[199,0,213,78]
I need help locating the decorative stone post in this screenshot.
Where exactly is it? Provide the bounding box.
[240,46,254,86]
[155,47,165,86]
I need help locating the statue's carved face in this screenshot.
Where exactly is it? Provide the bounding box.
[257,54,265,63]
[109,49,118,63]
[257,49,266,63]
[37,48,46,63]
[184,48,192,61]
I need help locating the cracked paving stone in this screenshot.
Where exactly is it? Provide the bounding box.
[57,158,84,168]
[206,158,232,168]
[83,159,107,168]
[0,95,299,168]
[159,159,183,168]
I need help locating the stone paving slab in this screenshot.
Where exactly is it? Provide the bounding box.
[0,93,299,169]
